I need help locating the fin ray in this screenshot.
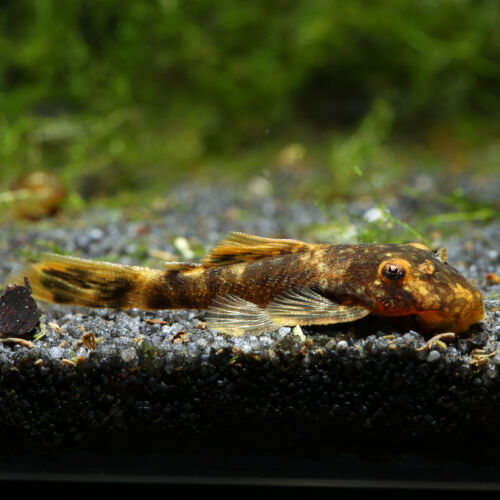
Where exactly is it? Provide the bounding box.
[266,287,370,326]
[163,261,202,271]
[8,253,152,308]
[202,232,311,267]
[206,294,278,336]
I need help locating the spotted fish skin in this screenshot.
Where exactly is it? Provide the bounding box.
[8,232,484,335]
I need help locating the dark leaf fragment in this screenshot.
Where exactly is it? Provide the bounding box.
[0,277,41,336]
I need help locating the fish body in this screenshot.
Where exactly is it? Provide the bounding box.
[9,232,484,335]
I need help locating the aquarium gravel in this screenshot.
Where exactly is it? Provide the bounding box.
[0,182,499,454]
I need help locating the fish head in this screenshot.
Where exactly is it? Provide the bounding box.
[343,243,484,334]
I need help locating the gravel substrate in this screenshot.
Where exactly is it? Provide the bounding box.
[0,180,499,460]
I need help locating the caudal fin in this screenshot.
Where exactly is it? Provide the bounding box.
[7,253,160,309]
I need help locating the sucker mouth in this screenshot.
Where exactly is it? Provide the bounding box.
[370,296,418,317]
[415,304,484,334]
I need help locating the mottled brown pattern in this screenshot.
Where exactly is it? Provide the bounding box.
[9,233,485,334]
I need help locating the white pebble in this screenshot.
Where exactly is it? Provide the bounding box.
[88,228,104,240]
[196,339,208,349]
[259,336,272,347]
[278,327,291,336]
[293,325,306,342]
[121,348,137,363]
[337,340,348,351]
[248,176,273,197]
[240,344,253,355]
[173,237,194,259]
[487,250,498,260]
[427,350,441,362]
[49,347,63,359]
[363,207,385,223]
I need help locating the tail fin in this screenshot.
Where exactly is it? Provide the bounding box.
[8,253,161,309]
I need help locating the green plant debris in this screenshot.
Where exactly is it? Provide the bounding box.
[16,239,69,262]
[228,355,240,366]
[140,341,158,360]
[328,100,395,197]
[425,209,498,225]
[353,166,430,244]
[378,205,432,247]
[312,166,434,246]
[33,323,46,342]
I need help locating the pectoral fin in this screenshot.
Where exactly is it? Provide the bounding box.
[266,287,370,326]
[206,294,278,336]
[206,288,370,336]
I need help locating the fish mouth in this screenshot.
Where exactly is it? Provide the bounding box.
[415,301,485,334]
[413,278,485,334]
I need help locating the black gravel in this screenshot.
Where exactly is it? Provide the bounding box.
[0,180,499,462]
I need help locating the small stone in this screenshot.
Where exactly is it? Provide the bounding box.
[239,344,253,355]
[292,325,306,342]
[325,340,337,350]
[337,340,348,351]
[121,348,137,363]
[173,236,194,259]
[277,327,291,338]
[403,332,419,345]
[301,353,311,367]
[88,228,104,241]
[458,363,471,377]
[49,347,63,359]
[487,250,498,260]
[427,350,441,362]
[196,338,208,349]
[363,207,385,223]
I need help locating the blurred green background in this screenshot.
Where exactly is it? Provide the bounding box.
[1,0,499,204]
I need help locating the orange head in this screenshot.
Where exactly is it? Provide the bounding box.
[330,243,484,334]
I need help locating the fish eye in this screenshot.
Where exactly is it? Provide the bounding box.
[379,261,407,283]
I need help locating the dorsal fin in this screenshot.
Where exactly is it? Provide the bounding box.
[163,262,202,271]
[202,232,311,267]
